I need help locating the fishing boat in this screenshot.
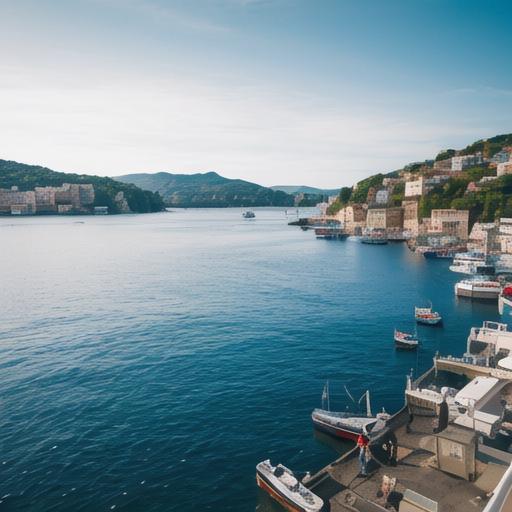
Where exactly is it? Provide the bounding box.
[255,459,324,512]
[394,328,419,350]
[415,303,442,325]
[242,210,255,218]
[454,279,501,300]
[311,383,388,441]
[499,286,512,317]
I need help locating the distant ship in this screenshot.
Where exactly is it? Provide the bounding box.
[242,210,255,218]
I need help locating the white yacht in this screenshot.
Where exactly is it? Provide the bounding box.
[449,252,495,275]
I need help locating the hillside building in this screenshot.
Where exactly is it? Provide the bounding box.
[451,154,483,171]
[334,204,367,235]
[429,209,470,240]
[366,207,403,230]
[402,200,420,236]
[497,161,512,177]
[404,177,425,198]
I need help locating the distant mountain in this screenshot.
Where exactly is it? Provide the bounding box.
[270,185,340,196]
[115,171,294,207]
[0,159,165,214]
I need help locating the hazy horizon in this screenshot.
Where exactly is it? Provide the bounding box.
[1,0,511,188]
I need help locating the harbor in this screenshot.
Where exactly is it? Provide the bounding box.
[258,319,512,512]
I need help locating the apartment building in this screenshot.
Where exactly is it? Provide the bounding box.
[429,209,470,240]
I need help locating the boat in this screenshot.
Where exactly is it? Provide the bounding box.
[415,304,442,325]
[455,279,501,300]
[255,459,324,512]
[311,383,389,441]
[314,226,348,240]
[449,251,495,275]
[361,228,388,245]
[423,249,456,259]
[242,210,255,218]
[394,328,419,350]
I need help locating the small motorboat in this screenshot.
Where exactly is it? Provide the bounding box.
[415,304,442,326]
[394,328,419,350]
[256,459,324,512]
[242,210,255,218]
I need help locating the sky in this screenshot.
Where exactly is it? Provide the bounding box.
[1,0,511,188]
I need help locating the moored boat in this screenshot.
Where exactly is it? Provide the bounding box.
[394,328,419,350]
[499,285,512,317]
[449,251,495,275]
[423,249,456,259]
[415,304,442,325]
[255,459,324,512]
[455,279,501,300]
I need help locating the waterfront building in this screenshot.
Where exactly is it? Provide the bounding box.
[0,186,36,215]
[366,207,403,230]
[429,209,470,240]
[334,204,366,235]
[0,183,95,215]
[468,222,499,253]
[402,200,420,236]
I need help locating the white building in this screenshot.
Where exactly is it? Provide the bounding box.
[451,154,483,171]
[497,161,512,177]
[375,189,389,205]
[404,177,425,197]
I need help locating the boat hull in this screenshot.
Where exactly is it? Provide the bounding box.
[311,416,363,442]
[256,473,316,512]
[395,339,418,350]
[455,284,500,300]
[416,317,442,326]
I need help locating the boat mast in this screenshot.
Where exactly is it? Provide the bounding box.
[366,390,372,418]
[327,380,330,411]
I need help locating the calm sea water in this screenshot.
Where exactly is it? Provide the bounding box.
[0,208,502,511]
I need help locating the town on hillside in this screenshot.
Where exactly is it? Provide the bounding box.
[310,138,512,266]
[0,183,130,216]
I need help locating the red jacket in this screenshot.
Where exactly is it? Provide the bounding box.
[357,434,368,448]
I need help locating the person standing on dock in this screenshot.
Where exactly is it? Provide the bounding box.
[357,434,369,476]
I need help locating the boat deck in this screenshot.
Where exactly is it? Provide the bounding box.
[309,416,506,512]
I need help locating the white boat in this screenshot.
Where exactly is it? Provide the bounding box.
[449,252,495,275]
[415,304,442,325]
[455,279,501,300]
[394,328,419,350]
[361,228,388,244]
[256,459,324,512]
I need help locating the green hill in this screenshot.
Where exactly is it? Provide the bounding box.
[270,185,340,195]
[0,159,165,214]
[327,133,512,224]
[115,171,294,207]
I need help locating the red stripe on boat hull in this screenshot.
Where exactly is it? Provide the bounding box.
[256,474,310,512]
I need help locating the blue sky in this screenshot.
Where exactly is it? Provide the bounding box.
[1,0,511,187]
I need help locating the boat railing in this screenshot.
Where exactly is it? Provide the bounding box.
[437,354,490,367]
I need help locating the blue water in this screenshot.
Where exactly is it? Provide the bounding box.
[0,208,502,511]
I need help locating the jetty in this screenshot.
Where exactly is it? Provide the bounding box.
[300,358,512,512]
